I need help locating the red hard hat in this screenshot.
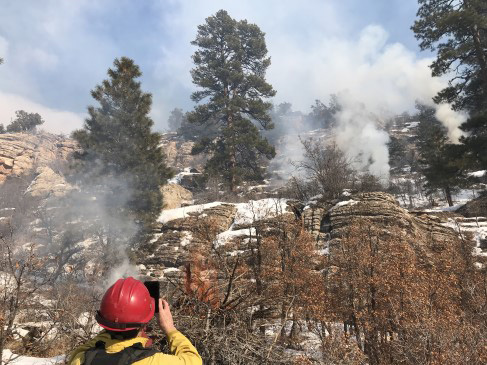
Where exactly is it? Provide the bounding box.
[95,277,155,331]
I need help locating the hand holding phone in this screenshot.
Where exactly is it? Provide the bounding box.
[157,298,176,335]
[143,281,160,313]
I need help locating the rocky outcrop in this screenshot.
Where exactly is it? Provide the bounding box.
[305,192,468,267]
[138,203,238,278]
[161,184,193,210]
[140,193,470,281]
[25,166,73,199]
[457,192,487,218]
[0,132,77,183]
[159,133,206,172]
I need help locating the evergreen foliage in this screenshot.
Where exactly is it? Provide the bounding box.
[460,111,487,170]
[167,108,184,132]
[307,96,340,129]
[415,103,465,206]
[177,112,219,141]
[6,110,45,133]
[387,136,407,169]
[0,124,4,134]
[413,0,487,176]
[412,0,487,112]
[72,57,172,229]
[188,10,276,191]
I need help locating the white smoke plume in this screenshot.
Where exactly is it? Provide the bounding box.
[434,104,468,143]
[270,24,467,178]
[104,257,140,290]
[334,94,390,181]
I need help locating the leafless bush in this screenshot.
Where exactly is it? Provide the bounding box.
[293,139,355,200]
[322,219,487,364]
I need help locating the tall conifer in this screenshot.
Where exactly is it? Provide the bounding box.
[73,57,172,230]
[188,10,276,191]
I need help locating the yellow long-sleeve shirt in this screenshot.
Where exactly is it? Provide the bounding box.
[68,329,202,365]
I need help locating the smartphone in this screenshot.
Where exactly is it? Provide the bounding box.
[144,281,160,313]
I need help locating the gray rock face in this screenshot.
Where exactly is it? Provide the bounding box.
[137,203,238,278]
[139,192,467,281]
[159,133,206,172]
[25,166,73,198]
[161,183,193,210]
[0,132,76,183]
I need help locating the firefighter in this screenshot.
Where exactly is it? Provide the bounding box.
[68,277,202,365]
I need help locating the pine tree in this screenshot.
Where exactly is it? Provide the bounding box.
[412,0,487,111]
[72,57,172,230]
[307,96,340,129]
[415,103,465,206]
[387,136,407,170]
[167,108,184,132]
[460,111,487,170]
[6,110,44,132]
[188,10,276,191]
[413,1,487,172]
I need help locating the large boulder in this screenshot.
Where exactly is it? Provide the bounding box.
[161,183,193,210]
[456,191,487,218]
[25,166,73,199]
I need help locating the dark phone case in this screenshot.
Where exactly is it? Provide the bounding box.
[144,281,160,313]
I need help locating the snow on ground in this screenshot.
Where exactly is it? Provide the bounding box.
[167,167,201,184]
[2,350,64,365]
[442,217,487,257]
[179,232,193,246]
[396,187,482,210]
[215,227,256,247]
[157,202,223,223]
[330,199,358,210]
[233,199,288,226]
[468,170,486,178]
[158,198,288,226]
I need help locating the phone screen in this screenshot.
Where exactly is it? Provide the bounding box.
[144,281,160,313]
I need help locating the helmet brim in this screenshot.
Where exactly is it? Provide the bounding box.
[96,297,156,332]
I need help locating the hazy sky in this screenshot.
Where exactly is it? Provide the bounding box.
[0,0,435,133]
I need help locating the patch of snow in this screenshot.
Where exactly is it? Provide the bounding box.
[149,233,163,244]
[215,228,256,247]
[468,170,486,178]
[330,200,358,210]
[168,167,201,184]
[233,199,288,226]
[228,250,246,256]
[12,328,30,340]
[157,202,223,223]
[163,267,180,274]
[2,350,64,365]
[180,232,193,247]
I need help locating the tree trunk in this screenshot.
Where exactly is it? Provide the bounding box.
[225,86,236,192]
[444,186,454,207]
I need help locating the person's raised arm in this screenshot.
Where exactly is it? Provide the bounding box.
[155,298,202,365]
